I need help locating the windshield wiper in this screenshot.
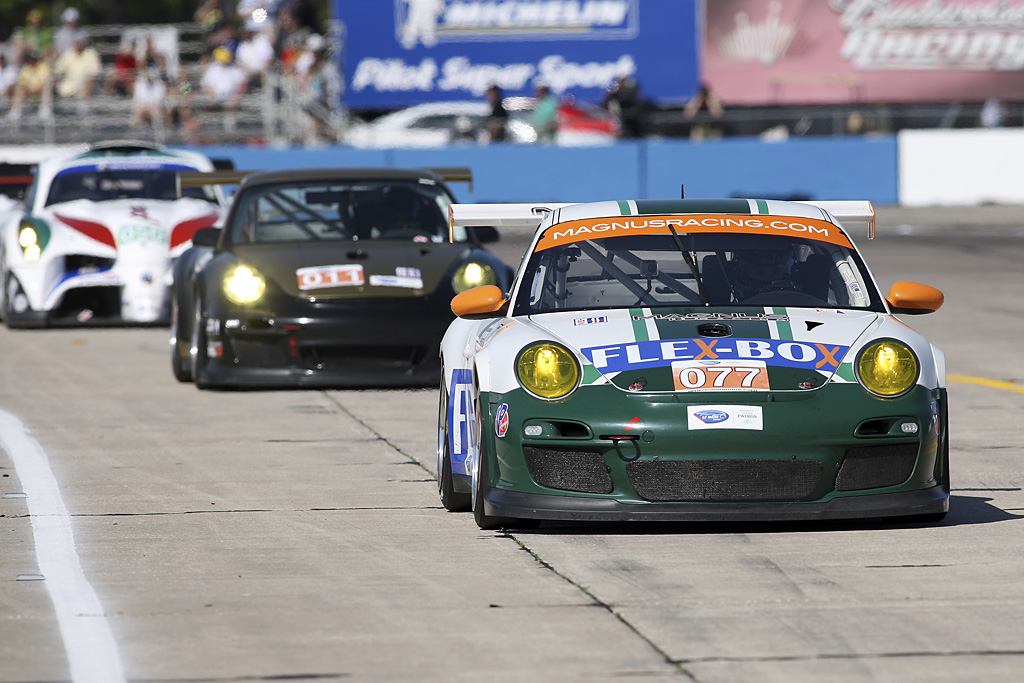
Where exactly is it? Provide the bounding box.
[667,224,711,305]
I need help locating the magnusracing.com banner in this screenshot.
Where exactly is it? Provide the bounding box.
[335,0,700,110]
[705,0,1024,105]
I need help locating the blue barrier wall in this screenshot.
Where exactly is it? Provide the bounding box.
[193,135,899,205]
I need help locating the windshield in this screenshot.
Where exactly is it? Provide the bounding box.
[513,230,885,315]
[46,167,218,206]
[227,178,456,244]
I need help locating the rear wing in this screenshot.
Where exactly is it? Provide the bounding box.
[177,166,475,192]
[0,163,35,200]
[449,200,877,240]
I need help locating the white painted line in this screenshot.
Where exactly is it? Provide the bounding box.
[0,410,126,683]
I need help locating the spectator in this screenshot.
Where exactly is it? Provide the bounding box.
[603,74,643,138]
[485,84,508,143]
[53,35,101,105]
[236,26,275,91]
[980,98,1004,128]
[0,54,18,106]
[684,81,724,140]
[13,10,53,64]
[200,46,248,116]
[54,8,84,57]
[7,52,52,120]
[104,41,138,96]
[194,0,228,40]
[531,82,558,143]
[131,68,167,130]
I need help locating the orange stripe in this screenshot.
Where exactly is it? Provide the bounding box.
[535,214,854,251]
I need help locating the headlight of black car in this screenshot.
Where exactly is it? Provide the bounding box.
[223,265,266,305]
[856,339,919,397]
[452,262,496,293]
[516,342,581,400]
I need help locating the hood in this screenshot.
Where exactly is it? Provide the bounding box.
[46,198,222,253]
[232,241,472,299]
[526,306,880,393]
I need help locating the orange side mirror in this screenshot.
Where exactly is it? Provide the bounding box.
[451,285,507,318]
[886,281,944,315]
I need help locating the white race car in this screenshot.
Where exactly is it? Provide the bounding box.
[0,141,228,327]
[439,198,948,529]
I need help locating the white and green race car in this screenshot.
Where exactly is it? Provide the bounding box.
[438,198,948,529]
[0,141,227,327]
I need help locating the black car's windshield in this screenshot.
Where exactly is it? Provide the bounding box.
[46,168,217,206]
[228,178,456,244]
[513,230,885,315]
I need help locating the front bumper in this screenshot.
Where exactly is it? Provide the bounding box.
[476,383,949,522]
[201,295,452,387]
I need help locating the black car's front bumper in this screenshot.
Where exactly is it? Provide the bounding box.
[201,296,451,387]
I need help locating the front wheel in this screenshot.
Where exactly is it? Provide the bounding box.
[170,294,192,382]
[190,292,211,389]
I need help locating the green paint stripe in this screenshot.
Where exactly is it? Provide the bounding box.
[582,364,604,385]
[633,199,753,215]
[616,200,631,215]
[772,306,793,340]
[629,307,650,343]
[755,199,770,214]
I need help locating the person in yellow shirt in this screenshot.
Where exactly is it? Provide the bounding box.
[7,52,53,120]
[54,35,101,102]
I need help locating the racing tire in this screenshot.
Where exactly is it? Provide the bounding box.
[2,271,42,329]
[438,367,471,512]
[190,292,211,390]
[170,293,192,382]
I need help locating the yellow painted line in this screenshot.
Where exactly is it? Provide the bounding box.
[949,374,1024,395]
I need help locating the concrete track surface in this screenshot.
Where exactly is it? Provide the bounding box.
[1,206,1023,683]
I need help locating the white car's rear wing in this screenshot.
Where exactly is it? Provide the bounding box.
[805,200,876,239]
[449,200,877,240]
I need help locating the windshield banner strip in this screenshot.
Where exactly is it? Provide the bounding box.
[535,214,854,251]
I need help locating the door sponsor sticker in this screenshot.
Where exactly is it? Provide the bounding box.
[583,337,847,374]
[687,405,763,431]
[672,359,769,391]
[297,264,364,290]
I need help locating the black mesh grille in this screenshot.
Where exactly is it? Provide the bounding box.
[627,459,823,502]
[523,446,613,494]
[836,444,919,491]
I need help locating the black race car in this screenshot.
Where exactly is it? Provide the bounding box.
[170,167,512,388]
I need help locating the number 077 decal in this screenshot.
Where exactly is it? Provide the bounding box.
[671,360,769,391]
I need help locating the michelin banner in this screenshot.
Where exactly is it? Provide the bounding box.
[705,0,1024,105]
[335,0,700,109]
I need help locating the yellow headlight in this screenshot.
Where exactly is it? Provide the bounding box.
[452,262,496,293]
[516,342,581,400]
[856,340,919,397]
[223,265,266,304]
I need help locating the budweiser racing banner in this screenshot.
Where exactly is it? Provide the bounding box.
[334,0,701,109]
[704,0,1024,105]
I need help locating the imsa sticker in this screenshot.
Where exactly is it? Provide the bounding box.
[687,405,763,431]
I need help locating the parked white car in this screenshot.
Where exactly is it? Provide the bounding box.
[0,141,228,327]
[344,99,618,148]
